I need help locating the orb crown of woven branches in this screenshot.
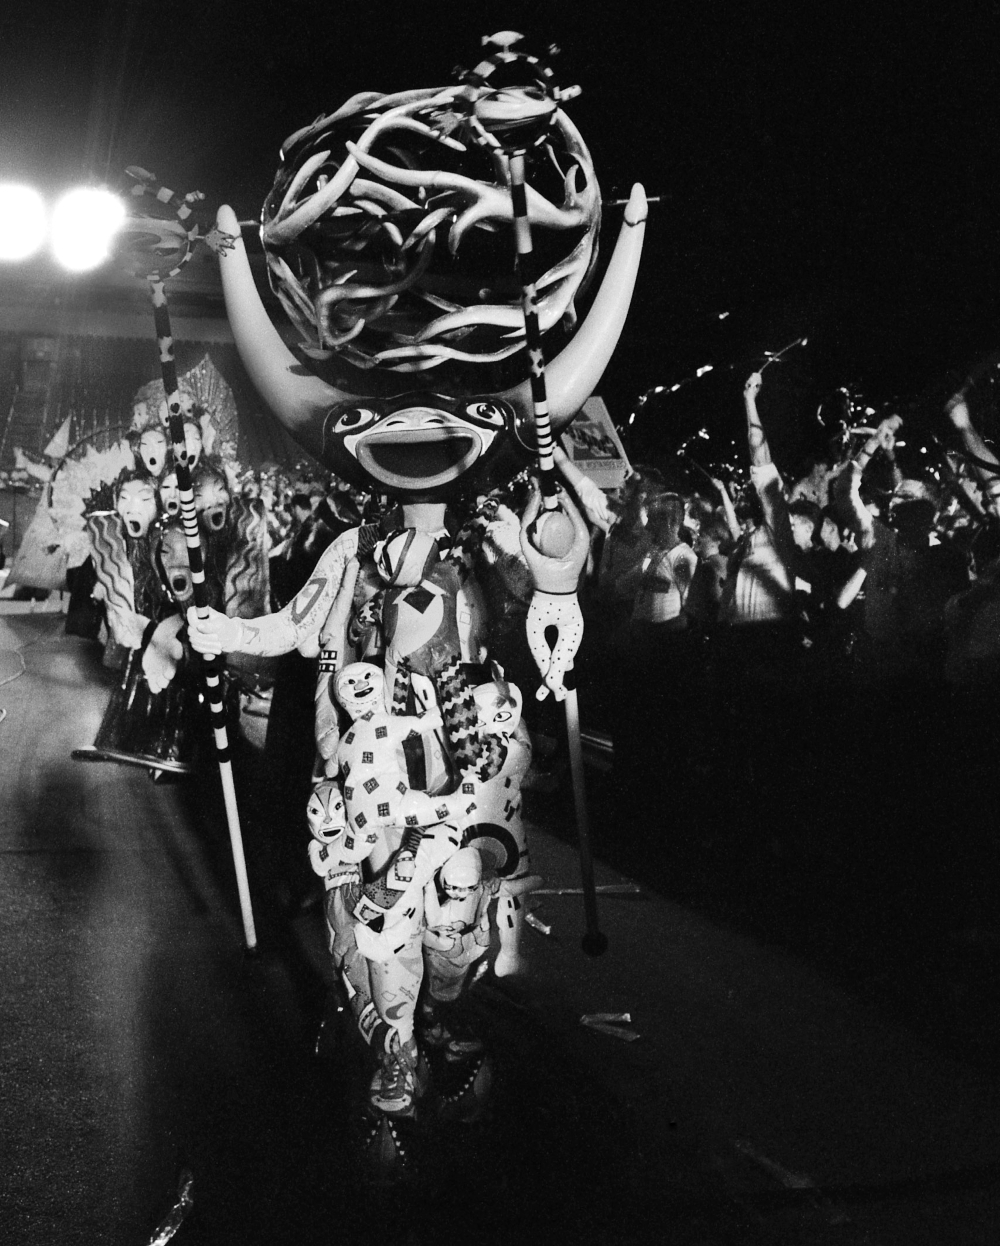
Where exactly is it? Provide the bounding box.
[261,34,600,385]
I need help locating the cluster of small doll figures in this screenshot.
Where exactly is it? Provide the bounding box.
[304,657,541,1164]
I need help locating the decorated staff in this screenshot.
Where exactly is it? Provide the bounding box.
[464,33,622,954]
[120,169,257,953]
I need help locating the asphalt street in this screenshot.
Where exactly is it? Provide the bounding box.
[0,613,997,1245]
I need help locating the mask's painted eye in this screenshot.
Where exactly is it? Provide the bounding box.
[334,407,379,434]
[493,709,512,724]
[465,401,507,429]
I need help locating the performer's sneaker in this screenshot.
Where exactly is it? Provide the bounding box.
[369,1037,426,1116]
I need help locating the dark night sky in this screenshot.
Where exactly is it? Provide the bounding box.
[2,0,999,470]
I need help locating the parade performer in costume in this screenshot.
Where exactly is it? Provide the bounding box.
[188,34,646,1146]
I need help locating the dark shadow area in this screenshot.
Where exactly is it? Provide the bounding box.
[554,653,1000,1076]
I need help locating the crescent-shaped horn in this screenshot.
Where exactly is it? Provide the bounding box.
[216,205,353,458]
[500,182,648,431]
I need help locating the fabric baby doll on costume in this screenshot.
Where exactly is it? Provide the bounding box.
[519,481,591,701]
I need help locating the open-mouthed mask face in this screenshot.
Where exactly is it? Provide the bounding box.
[137,427,168,477]
[116,477,159,539]
[194,472,230,533]
[159,472,181,518]
[156,524,198,603]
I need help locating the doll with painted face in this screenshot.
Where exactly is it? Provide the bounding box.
[421,847,492,1012]
[418,839,536,1112]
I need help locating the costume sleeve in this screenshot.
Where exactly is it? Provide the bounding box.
[233,528,360,657]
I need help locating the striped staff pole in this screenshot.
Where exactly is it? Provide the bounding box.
[508,149,559,511]
[125,168,257,951]
[507,145,607,956]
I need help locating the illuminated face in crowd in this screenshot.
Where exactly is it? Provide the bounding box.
[306,781,347,844]
[334,662,384,718]
[137,427,168,477]
[116,477,158,539]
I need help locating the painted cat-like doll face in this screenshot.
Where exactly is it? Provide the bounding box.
[473,679,523,740]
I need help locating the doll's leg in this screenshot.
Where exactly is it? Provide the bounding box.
[525,594,584,699]
[494,892,527,977]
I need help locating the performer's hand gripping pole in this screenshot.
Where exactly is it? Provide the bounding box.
[150,278,257,952]
[508,146,607,955]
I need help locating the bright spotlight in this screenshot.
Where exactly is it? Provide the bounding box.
[0,184,47,261]
[50,187,126,272]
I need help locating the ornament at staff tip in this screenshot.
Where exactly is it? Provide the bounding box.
[115,167,207,281]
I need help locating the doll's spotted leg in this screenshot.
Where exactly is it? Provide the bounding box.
[525,591,584,700]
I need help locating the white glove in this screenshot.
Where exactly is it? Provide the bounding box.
[185,606,244,656]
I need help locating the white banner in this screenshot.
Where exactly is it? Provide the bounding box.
[559,396,631,490]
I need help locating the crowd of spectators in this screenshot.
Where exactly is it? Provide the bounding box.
[563,373,1000,962]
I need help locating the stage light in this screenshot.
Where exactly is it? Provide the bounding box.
[0,184,47,261]
[50,187,126,272]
